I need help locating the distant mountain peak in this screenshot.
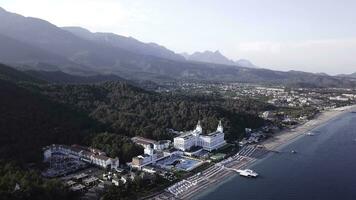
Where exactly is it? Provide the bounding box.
[183,50,235,65]
[62,26,92,33]
[181,50,259,68]
[235,59,258,68]
[61,26,95,40]
[337,72,356,78]
[200,50,222,55]
[180,52,190,59]
[182,50,257,68]
[315,72,329,76]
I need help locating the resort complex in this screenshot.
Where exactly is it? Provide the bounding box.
[129,121,227,169]
[41,121,228,193]
[173,121,226,152]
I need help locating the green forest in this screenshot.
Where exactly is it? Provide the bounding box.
[0,161,79,200]
[36,81,268,142]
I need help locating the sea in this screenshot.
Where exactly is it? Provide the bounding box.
[195,112,356,200]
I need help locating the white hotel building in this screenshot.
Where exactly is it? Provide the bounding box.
[43,144,120,170]
[174,121,226,152]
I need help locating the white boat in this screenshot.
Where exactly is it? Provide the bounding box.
[236,169,258,177]
[306,132,314,136]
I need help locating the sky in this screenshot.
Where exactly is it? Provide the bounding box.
[1,0,356,75]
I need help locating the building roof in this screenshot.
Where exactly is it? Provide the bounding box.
[176,131,196,140]
[155,140,171,145]
[44,144,71,150]
[71,144,90,151]
[206,131,224,137]
[91,154,111,161]
[132,136,157,146]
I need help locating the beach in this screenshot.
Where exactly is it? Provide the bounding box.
[148,105,356,200]
[263,105,356,151]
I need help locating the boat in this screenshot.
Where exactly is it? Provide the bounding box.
[306,132,314,136]
[291,150,297,154]
[236,169,258,177]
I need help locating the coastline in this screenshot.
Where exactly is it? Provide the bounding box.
[149,105,356,200]
[262,105,356,151]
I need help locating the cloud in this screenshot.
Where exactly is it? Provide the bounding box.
[237,41,282,54]
[2,0,146,35]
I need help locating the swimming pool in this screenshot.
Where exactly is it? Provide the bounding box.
[156,155,203,171]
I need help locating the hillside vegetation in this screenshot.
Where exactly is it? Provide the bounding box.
[0,64,269,162]
[37,82,268,142]
[0,79,100,163]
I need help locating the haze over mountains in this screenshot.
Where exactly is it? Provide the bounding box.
[62,26,185,61]
[0,7,355,87]
[182,50,257,68]
[338,72,356,79]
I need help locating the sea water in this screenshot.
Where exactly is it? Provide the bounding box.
[196,112,356,200]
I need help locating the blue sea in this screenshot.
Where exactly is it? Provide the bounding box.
[196,112,356,200]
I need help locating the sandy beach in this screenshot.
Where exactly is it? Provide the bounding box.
[262,105,356,151]
[149,105,356,200]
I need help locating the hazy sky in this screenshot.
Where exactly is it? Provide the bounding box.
[1,0,356,74]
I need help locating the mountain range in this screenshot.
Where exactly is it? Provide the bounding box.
[337,72,356,79]
[181,50,257,68]
[0,7,355,87]
[61,26,185,61]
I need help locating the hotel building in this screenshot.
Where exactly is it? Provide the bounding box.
[43,144,120,170]
[173,121,226,152]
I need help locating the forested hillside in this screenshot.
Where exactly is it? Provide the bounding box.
[0,161,79,200]
[37,82,269,142]
[0,65,142,199]
[0,64,146,164]
[0,64,269,162]
[0,79,101,163]
[0,64,45,84]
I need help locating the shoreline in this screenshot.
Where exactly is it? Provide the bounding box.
[149,105,356,200]
[263,105,356,151]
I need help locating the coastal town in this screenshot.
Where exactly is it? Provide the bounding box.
[158,82,356,109]
[2,1,356,199]
[40,83,356,199]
